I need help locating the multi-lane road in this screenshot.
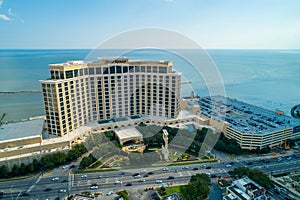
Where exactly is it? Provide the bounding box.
[0,152,299,199]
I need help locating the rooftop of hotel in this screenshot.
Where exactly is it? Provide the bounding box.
[190,96,300,134]
[0,119,44,142]
[50,57,172,67]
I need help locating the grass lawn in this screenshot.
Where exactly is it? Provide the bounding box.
[158,185,184,199]
[165,185,182,195]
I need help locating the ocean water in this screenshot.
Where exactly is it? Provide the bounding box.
[0,49,299,121]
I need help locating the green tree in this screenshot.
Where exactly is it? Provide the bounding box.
[76,144,88,154]
[53,152,66,165]
[80,155,94,169]
[230,167,274,189]
[26,163,35,173]
[40,154,55,170]
[0,165,9,178]
[181,173,211,200]
[20,163,26,174]
[118,190,129,200]
[32,159,40,171]
[11,164,19,177]
[67,149,81,161]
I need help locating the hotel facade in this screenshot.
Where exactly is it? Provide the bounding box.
[40,58,181,136]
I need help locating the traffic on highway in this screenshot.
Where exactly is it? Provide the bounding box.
[0,151,299,199]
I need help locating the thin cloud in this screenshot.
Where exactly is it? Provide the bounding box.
[8,8,15,16]
[0,0,3,8]
[0,13,11,21]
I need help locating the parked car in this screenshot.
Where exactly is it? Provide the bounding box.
[162,167,169,171]
[81,175,87,178]
[126,183,132,186]
[205,166,211,169]
[193,167,199,170]
[155,180,163,184]
[168,176,175,180]
[182,166,189,169]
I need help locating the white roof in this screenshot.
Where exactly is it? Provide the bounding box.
[115,128,142,140]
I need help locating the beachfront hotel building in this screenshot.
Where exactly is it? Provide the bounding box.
[40,58,181,136]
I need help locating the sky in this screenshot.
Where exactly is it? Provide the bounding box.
[0,0,300,49]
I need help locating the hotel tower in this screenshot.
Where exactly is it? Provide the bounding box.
[40,58,181,136]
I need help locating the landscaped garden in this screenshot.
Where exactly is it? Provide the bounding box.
[78,124,219,171]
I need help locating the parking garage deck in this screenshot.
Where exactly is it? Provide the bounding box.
[197,96,300,134]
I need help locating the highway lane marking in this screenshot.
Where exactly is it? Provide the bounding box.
[27,176,41,193]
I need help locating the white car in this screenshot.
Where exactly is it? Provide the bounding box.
[59,189,67,193]
[52,177,59,181]
[182,166,189,169]
[155,180,163,184]
[162,167,169,171]
[81,175,87,178]
[226,164,232,168]
[62,165,69,169]
[106,191,114,196]
[134,175,141,179]
[138,179,146,182]
[90,185,98,190]
[115,180,122,184]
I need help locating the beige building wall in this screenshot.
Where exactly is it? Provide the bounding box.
[0,136,42,149]
[40,58,181,137]
[225,126,298,150]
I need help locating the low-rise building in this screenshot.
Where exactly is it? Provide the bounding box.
[223,176,267,200]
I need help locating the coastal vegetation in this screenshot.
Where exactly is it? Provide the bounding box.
[0,144,87,179]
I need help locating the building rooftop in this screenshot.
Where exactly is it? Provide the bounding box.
[226,176,266,200]
[96,57,171,66]
[0,119,44,142]
[114,127,143,144]
[196,96,300,134]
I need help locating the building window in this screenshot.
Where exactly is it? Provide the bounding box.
[65,70,73,79]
